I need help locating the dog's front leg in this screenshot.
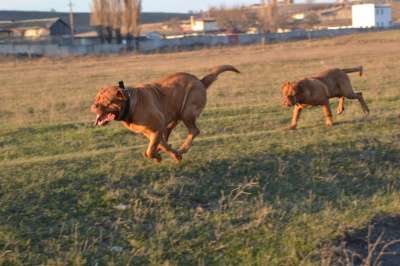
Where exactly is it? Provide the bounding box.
[289,105,303,130]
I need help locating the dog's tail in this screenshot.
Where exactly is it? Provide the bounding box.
[200,65,240,89]
[341,66,363,76]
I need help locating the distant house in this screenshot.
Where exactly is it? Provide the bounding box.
[352,4,392,28]
[0,21,12,39]
[319,5,351,22]
[0,17,71,39]
[289,4,351,25]
[292,13,305,21]
[181,16,220,33]
[0,28,11,39]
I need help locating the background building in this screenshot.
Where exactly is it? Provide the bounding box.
[0,17,71,39]
[352,4,392,28]
[188,16,220,33]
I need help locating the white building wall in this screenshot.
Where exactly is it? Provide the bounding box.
[191,21,205,32]
[191,21,219,32]
[352,4,392,28]
[352,4,376,28]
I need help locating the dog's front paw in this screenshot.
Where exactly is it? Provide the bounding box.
[288,125,297,130]
[154,155,162,163]
[144,151,162,163]
[172,151,183,163]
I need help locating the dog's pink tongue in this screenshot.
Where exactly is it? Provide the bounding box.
[108,113,116,121]
[94,113,116,126]
[95,114,101,126]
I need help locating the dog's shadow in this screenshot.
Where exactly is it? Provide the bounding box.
[284,113,374,131]
[1,118,398,262]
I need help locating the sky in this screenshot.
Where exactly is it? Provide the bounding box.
[0,0,261,13]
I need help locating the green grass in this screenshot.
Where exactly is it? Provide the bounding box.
[1,30,400,265]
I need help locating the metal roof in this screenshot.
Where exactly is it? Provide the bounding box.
[0,17,65,30]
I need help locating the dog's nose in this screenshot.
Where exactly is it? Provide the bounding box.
[90,104,99,112]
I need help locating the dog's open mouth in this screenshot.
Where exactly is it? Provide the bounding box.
[94,112,117,126]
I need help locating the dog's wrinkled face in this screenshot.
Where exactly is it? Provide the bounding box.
[91,86,127,126]
[281,81,300,107]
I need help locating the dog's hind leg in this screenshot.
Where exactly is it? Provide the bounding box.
[339,79,369,115]
[337,97,345,115]
[156,121,178,155]
[179,118,200,154]
[164,121,178,142]
[178,86,205,154]
[322,103,334,128]
[346,92,370,115]
[157,136,182,163]
[156,122,182,162]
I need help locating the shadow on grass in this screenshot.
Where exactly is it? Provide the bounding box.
[0,133,399,264]
[327,214,400,266]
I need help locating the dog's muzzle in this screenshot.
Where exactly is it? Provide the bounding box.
[283,96,297,107]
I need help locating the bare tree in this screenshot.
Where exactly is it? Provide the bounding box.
[90,0,113,43]
[257,0,279,33]
[91,0,105,43]
[208,5,257,33]
[304,12,320,29]
[122,0,142,50]
[165,17,182,33]
[91,0,142,45]
[110,0,123,43]
[103,0,113,43]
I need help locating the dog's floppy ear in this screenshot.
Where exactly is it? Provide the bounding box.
[293,79,308,95]
[282,81,292,92]
[118,80,125,89]
[116,81,127,99]
[115,88,126,99]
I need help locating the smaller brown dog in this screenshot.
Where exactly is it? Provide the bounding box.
[281,66,369,129]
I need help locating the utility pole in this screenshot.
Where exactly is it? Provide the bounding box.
[68,0,75,41]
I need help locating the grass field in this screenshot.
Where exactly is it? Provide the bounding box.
[1,30,400,265]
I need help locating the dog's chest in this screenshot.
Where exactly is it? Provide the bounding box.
[122,122,147,134]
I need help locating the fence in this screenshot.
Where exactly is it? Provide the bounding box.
[0,27,390,57]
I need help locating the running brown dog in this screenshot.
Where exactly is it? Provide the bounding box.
[91,65,240,162]
[281,66,369,129]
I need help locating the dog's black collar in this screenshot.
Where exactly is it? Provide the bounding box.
[118,89,131,121]
[117,80,131,121]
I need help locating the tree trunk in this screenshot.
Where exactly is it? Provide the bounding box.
[105,26,113,43]
[134,36,140,51]
[126,33,133,50]
[115,28,122,44]
[96,26,105,44]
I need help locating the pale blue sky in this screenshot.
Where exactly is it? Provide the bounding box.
[0,0,261,13]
